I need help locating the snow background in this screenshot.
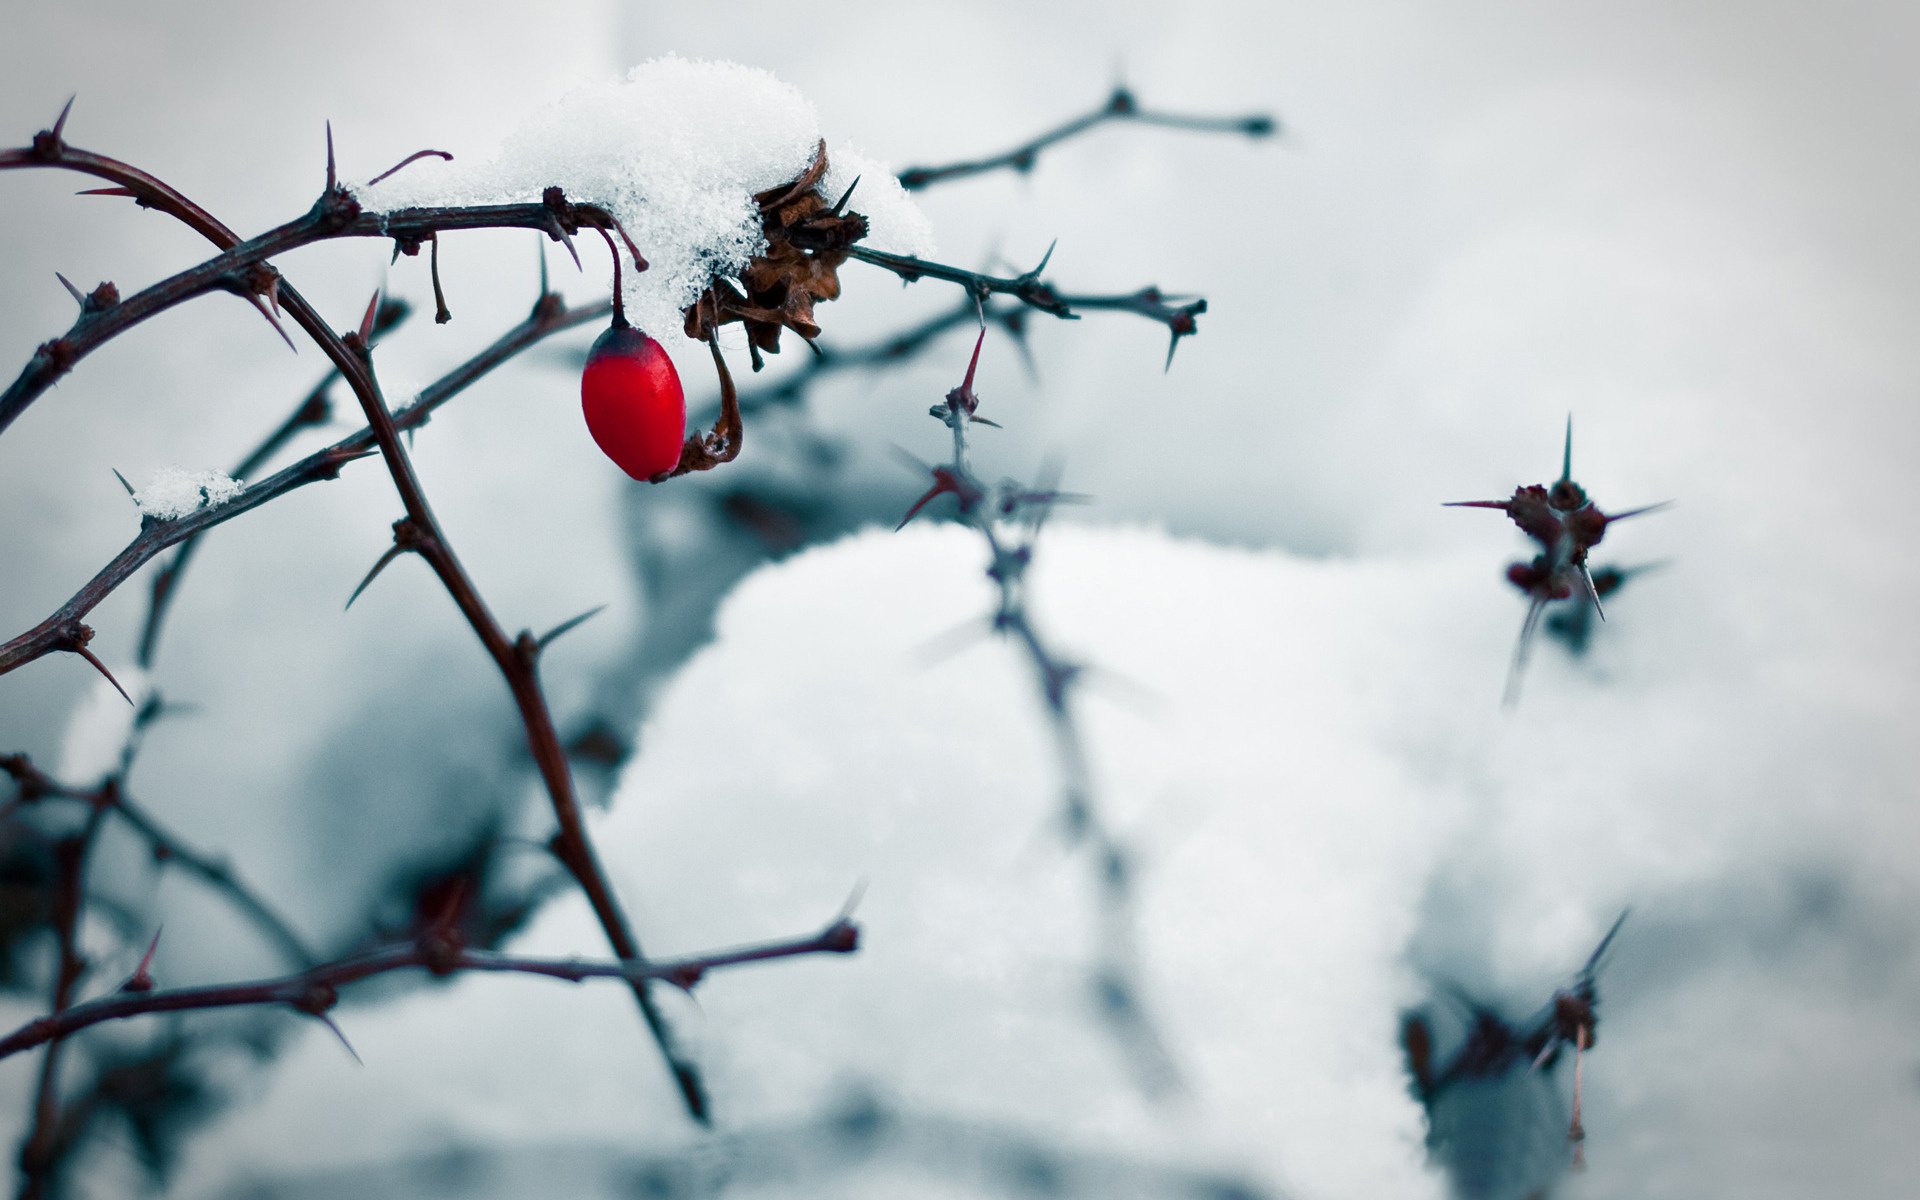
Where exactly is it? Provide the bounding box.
[1,1,1917,1197]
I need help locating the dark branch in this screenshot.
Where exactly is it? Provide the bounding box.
[0,918,859,1062]
[847,246,1206,352]
[0,296,605,679]
[896,86,1275,190]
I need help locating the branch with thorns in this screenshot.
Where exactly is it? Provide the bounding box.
[895,313,1176,1093]
[0,84,1269,1186]
[1447,418,1668,706]
[0,914,858,1065]
[895,85,1276,190]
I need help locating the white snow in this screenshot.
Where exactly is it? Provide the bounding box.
[353,56,936,341]
[176,517,1920,1199]
[131,467,244,521]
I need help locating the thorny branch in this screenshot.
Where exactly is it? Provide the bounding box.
[1,104,709,1126]
[0,293,606,679]
[848,244,1207,369]
[896,85,1275,190]
[897,318,1177,1093]
[0,85,1271,1184]
[1,755,315,971]
[0,916,860,1062]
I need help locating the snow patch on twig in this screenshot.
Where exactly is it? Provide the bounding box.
[354,55,935,340]
[132,467,245,521]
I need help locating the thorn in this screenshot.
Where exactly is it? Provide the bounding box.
[1605,501,1672,523]
[536,604,607,650]
[1023,238,1058,281]
[121,926,162,992]
[896,469,973,530]
[913,615,994,665]
[344,544,408,610]
[75,186,137,199]
[1502,595,1549,710]
[834,879,869,924]
[74,646,134,706]
[1560,414,1574,485]
[536,236,550,297]
[55,272,85,307]
[1579,564,1608,622]
[50,95,75,143]
[544,214,582,271]
[357,291,382,343]
[1579,909,1631,981]
[110,467,135,497]
[1163,329,1181,373]
[314,1011,362,1065]
[830,176,861,216]
[245,294,297,352]
[324,120,337,192]
[1443,500,1513,511]
[364,148,453,188]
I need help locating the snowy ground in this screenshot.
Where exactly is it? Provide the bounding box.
[168,517,1919,1198]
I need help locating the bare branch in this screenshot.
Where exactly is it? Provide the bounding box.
[896,86,1275,190]
[0,919,859,1062]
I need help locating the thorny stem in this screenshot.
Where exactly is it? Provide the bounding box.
[0,88,1261,1154]
[846,246,1205,367]
[722,299,1034,419]
[109,791,317,969]
[0,296,606,679]
[0,132,638,437]
[895,86,1275,190]
[138,299,412,669]
[0,918,860,1062]
[2,756,316,972]
[1,120,707,1120]
[901,321,1176,1093]
[18,806,108,1200]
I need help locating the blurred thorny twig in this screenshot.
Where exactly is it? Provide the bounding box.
[0,100,716,1166]
[895,85,1276,190]
[0,915,860,1063]
[897,314,1178,1093]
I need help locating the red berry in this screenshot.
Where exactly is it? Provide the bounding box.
[581,324,685,480]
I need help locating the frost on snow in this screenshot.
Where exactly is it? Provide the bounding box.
[353,55,937,341]
[132,467,244,520]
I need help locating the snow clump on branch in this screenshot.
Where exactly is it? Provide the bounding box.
[353,55,936,340]
[131,467,244,521]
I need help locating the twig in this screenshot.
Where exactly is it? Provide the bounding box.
[847,246,1205,365]
[898,320,1177,1093]
[17,807,108,1200]
[107,790,316,968]
[0,917,859,1062]
[0,295,606,679]
[137,299,412,668]
[896,86,1275,190]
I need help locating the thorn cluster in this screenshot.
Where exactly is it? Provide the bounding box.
[1447,418,1668,704]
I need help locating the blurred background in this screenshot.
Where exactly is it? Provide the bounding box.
[2,2,1918,1197]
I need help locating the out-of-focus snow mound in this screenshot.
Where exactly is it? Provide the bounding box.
[353,55,935,340]
[177,520,1919,1199]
